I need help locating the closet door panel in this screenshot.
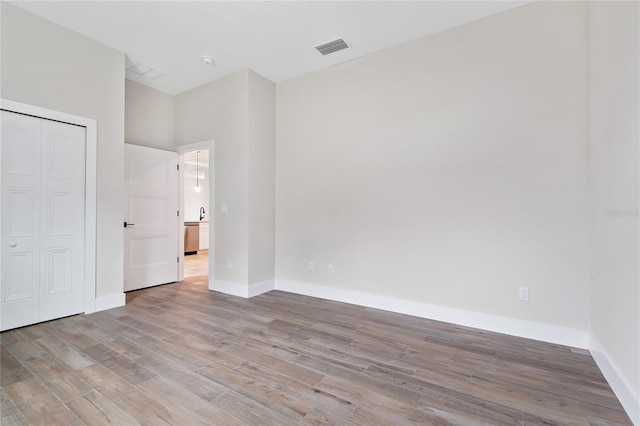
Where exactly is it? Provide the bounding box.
[1,111,41,330]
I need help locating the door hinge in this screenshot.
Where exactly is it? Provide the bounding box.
[177,164,179,171]
[177,210,179,216]
[177,256,179,263]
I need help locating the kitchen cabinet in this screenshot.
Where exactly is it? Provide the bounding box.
[199,222,209,250]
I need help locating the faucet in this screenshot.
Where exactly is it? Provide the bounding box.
[200,207,205,221]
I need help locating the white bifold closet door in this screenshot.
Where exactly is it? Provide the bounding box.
[1,110,86,331]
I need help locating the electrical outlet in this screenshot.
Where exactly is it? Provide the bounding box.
[308,261,314,272]
[226,260,232,270]
[328,264,335,274]
[519,287,530,301]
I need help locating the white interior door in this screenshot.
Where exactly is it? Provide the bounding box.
[124,144,179,291]
[1,110,85,331]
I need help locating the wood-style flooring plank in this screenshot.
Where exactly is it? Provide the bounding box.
[213,390,296,426]
[36,335,96,370]
[234,361,356,419]
[134,352,227,401]
[1,346,33,387]
[139,408,190,426]
[297,354,422,406]
[92,376,164,422]
[300,408,356,426]
[1,387,28,426]
[2,329,48,361]
[137,376,245,425]
[196,362,313,421]
[21,353,92,402]
[3,377,84,425]
[66,391,138,425]
[99,352,157,385]
[223,344,325,386]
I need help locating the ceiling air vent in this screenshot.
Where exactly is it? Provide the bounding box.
[315,38,350,56]
[126,62,166,80]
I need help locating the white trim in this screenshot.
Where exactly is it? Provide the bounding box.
[0,99,97,315]
[175,140,215,155]
[248,280,275,297]
[175,140,214,285]
[209,279,275,298]
[209,280,249,298]
[589,334,640,425]
[94,293,126,312]
[177,154,185,281]
[274,279,589,349]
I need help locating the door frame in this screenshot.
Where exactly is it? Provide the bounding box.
[175,140,214,284]
[1,99,98,314]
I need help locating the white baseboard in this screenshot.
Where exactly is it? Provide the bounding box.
[94,293,126,312]
[210,280,249,298]
[274,280,589,349]
[249,280,275,297]
[209,279,275,298]
[589,334,640,425]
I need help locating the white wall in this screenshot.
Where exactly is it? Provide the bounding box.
[125,80,174,150]
[184,163,210,222]
[248,71,276,285]
[589,1,640,420]
[1,3,125,299]
[276,1,590,330]
[174,72,250,284]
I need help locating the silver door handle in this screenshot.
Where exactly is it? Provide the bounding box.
[124,222,135,228]
[9,242,17,247]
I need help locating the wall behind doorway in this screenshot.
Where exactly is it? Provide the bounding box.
[125,79,174,150]
[183,150,210,222]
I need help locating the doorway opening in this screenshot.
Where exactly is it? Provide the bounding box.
[182,148,210,279]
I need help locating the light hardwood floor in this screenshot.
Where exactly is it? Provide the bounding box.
[1,277,632,425]
[184,250,209,278]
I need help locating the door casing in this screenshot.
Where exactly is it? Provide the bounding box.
[175,140,214,284]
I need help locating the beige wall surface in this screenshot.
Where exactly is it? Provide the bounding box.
[276,1,590,329]
[1,3,125,298]
[248,71,276,285]
[125,80,174,150]
[589,0,640,408]
[174,72,250,284]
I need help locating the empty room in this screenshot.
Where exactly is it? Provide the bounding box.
[1,1,638,425]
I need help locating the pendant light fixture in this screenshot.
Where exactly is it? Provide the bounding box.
[195,151,201,193]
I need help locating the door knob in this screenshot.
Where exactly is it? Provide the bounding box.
[9,242,17,247]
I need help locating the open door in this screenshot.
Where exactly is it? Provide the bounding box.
[124,144,179,291]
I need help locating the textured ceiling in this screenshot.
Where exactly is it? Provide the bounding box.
[10,1,531,95]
